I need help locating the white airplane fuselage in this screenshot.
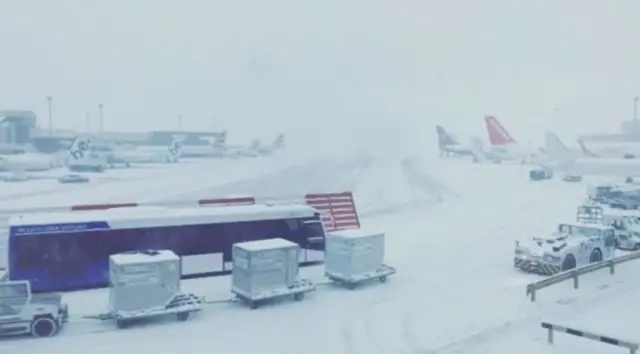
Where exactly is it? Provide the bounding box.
[551,157,640,176]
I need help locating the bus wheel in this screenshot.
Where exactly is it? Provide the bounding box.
[116,319,130,329]
[177,312,190,321]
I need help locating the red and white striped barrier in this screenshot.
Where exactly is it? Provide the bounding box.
[0,192,361,232]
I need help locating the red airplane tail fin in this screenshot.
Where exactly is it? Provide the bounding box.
[485,116,516,146]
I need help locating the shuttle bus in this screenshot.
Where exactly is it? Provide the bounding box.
[8,203,326,292]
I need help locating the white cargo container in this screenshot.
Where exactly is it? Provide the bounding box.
[109,250,181,314]
[104,249,203,329]
[325,229,395,289]
[232,238,315,309]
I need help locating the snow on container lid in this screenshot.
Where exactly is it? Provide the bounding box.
[110,249,178,264]
[235,238,298,252]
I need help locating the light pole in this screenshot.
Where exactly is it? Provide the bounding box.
[178,115,183,130]
[46,96,53,135]
[98,104,104,133]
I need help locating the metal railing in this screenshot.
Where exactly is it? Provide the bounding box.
[542,322,638,354]
[526,251,640,301]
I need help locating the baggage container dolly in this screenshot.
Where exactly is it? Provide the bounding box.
[233,278,316,309]
[326,264,397,290]
[0,280,69,338]
[89,293,204,329]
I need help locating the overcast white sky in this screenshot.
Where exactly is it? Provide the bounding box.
[1,0,639,153]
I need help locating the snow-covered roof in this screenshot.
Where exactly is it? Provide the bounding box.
[9,203,318,236]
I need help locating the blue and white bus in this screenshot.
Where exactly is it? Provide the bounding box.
[8,203,326,292]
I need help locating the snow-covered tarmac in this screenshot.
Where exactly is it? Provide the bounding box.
[0,155,637,354]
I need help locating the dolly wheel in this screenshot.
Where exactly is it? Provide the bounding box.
[379,275,388,283]
[31,317,58,337]
[177,312,190,321]
[293,292,305,301]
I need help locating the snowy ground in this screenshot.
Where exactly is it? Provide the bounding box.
[0,155,638,354]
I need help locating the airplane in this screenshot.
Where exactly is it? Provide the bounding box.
[483,115,545,164]
[0,148,65,172]
[436,125,475,157]
[178,132,236,158]
[249,134,286,156]
[577,140,640,159]
[67,136,109,172]
[108,140,182,167]
[545,131,640,177]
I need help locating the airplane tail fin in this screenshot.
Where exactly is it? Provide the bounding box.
[436,125,457,150]
[250,138,260,151]
[469,136,488,162]
[212,130,227,148]
[272,134,285,149]
[544,132,573,162]
[485,116,516,146]
[578,140,600,157]
[68,136,91,162]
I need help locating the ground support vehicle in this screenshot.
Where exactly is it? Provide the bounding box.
[584,205,640,251]
[0,281,68,338]
[514,206,616,275]
[529,166,553,181]
[58,174,90,183]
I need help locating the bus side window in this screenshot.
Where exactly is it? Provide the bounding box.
[285,218,301,231]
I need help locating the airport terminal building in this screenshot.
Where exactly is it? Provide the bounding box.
[0,110,224,153]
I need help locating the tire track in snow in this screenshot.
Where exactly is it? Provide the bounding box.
[353,157,455,218]
[338,167,555,354]
[168,157,374,202]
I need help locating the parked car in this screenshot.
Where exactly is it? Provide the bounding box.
[58,174,90,184]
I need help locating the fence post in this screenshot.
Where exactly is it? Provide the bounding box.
[547,326,554,344]
[572,271,579,289]
[610,259,616,275]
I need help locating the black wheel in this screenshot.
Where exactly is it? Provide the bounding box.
[116,319,130,329]
[293,292,305,301]
[379,275,388,283]
[347,282,356,290]
[562,254,576,271]
[249,301,259,310]
[31,317,58,337]
[177,312,190,321]
[634,244,640,251]
[590,249,603,263]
